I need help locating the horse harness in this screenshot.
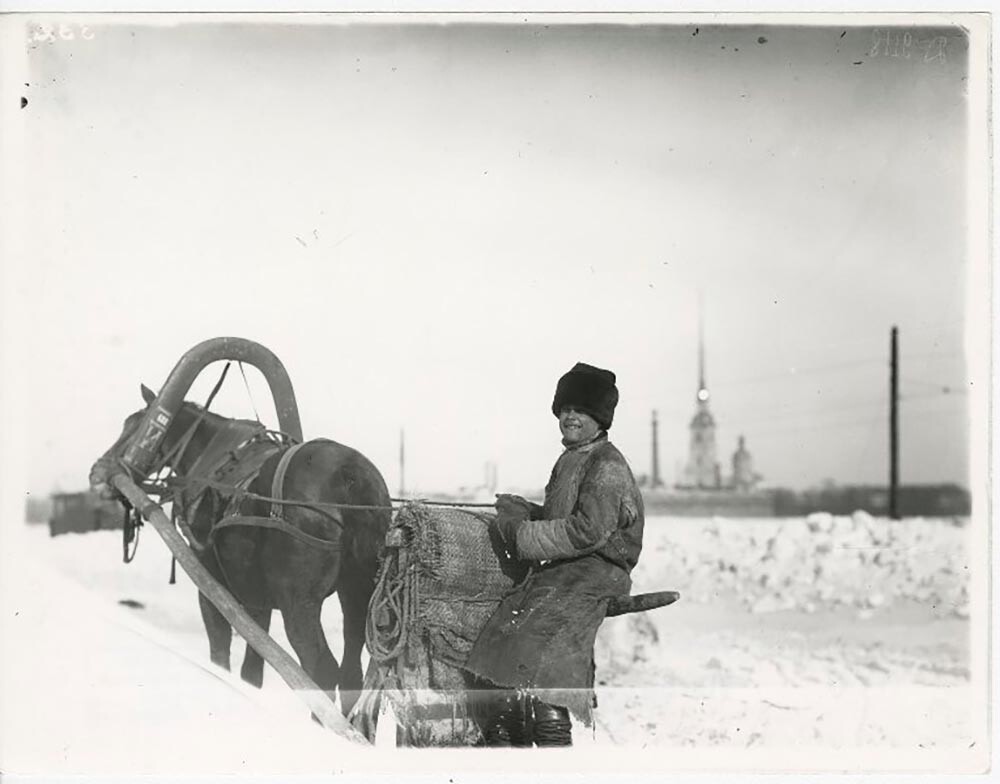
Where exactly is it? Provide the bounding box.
[211,442,344,552]
[166,424,345,556]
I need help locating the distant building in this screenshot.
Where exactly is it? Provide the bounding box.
[642,313,968,518]
[24,494,52,525]
[731,434,760,492]
[649,411,665,489]
[49,491,124,537]
[773,483,971,517]
[679,317,722,489]
[450,461,500,503]
[644,310,772,516]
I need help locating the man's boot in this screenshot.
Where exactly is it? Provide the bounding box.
[530,700,572,747]
[477,690,527,747]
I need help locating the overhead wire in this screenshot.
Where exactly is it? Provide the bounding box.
[727,388,966,441]
[711,358,885,389]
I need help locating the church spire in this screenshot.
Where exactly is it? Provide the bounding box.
[698,307,705,390]
[682,293,719,489]
[697,295,709,403]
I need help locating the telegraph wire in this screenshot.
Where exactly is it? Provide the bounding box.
[901,351,965,361]
[735,389,966,439]
[710,347,963,391]
[900,389,969,401]
[712,358,884,389]
[901,375,966,389]
[766,322,964,357]
[747,416,884,440]
[853,406,886,471]
[740,390,966,432]
[652,383,965,436]
[745,405,966,441]
[717,383,963,426]
[732,398,885,427]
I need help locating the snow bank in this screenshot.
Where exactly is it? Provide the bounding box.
[1,514,979,769]
[637,514,969,617]
[0,526,366,775]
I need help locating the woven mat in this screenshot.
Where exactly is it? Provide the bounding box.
[394,503,526,666]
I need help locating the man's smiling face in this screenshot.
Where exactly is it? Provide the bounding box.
[559,407,601,445]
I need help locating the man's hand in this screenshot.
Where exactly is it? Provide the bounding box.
[494,494,533,514]
[494,495,531,550]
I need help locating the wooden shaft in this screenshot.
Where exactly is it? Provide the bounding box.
[110,472,371,746]
[122,337,302,476]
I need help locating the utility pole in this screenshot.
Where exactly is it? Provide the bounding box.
[399,428,406,498]
[889,326,900,520]
[651,410,662,488]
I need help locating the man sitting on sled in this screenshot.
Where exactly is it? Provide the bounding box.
[463,362,645,747]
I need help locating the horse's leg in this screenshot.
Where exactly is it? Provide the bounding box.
[280,599,341,714]
[239,605,272,688]
[338,575,370,717]
[198,591,232,671]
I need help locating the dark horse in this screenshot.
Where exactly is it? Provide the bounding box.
[89,383,391,716]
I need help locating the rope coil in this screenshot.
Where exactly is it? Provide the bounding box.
[366,549,420,664]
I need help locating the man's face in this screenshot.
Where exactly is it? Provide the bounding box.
[559,407,601,445]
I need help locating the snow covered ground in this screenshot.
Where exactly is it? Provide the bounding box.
[592,515,985,773]
[0,523,362,776]
[0,514,988,776]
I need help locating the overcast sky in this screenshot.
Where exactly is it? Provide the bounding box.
[6,17,980,497]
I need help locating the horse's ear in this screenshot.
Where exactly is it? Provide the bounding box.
[140,383,156,405]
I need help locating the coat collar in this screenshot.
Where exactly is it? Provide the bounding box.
[561,430,608,453]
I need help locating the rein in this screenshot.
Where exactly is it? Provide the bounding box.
[113,391,497,566]
[158,475,498,513]
[135,460,499,522]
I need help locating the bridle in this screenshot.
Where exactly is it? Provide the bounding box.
[118,363,232,563]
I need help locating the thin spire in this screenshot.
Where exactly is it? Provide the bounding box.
[697,292,706,393]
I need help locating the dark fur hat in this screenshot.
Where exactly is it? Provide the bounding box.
[551,362,619,430]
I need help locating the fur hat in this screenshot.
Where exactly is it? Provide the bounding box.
[551,362,619,430]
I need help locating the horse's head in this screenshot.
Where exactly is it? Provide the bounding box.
[89,383,201,499]
[89,384,158,498]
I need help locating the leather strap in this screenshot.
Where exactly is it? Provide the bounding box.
[213,514,341,551]
[206,441,347,553]
[270,442,307,519]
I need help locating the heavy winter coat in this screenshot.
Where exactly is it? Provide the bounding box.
[463,433,644,723]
